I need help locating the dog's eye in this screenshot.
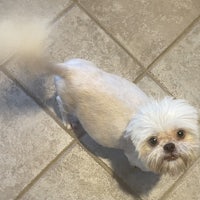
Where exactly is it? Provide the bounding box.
[148,137,158,147]
[177,130,185,138]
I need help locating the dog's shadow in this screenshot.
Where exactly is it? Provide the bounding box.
[51,98,161,197]
[78,132,160,197]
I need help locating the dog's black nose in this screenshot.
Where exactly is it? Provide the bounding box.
[163,143,175,153]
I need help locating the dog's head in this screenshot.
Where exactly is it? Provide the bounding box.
[124,97,199,175]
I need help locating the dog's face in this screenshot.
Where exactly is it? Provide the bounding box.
[139,128,199,175]
[125,97,199,175]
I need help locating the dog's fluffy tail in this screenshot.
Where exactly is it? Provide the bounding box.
[0,17,65,76]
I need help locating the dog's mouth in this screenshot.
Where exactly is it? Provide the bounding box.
[164,154,179,161]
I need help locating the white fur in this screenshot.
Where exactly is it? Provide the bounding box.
[54,60,199,174]
[125,97,199,148]
[124,97,199,172]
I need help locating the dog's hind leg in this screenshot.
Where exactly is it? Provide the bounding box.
[56,95,71,129]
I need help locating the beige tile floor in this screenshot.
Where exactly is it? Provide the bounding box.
[0,1,200,200]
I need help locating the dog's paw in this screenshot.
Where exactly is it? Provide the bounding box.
[66,124,72,130]
[62,121,72,130]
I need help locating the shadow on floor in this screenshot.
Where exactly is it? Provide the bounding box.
[79,132,160,197]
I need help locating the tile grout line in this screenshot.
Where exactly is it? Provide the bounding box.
[146,72,173,96]
[134,14,200,95]
[48,2,75,26]
[14,140,77,200]
[0,54,15,66]
[159,156,200,200]
[146,14,200,72]
[77,140,142,200]
[133,62,173,97]
[73,0,146,71]
[133,69,147,84]
[132,63,174,97]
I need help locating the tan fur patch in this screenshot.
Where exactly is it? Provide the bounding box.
[139,128,197,158]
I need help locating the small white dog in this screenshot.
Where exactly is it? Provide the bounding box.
[0,19,199,175]
[52,59,199,175]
